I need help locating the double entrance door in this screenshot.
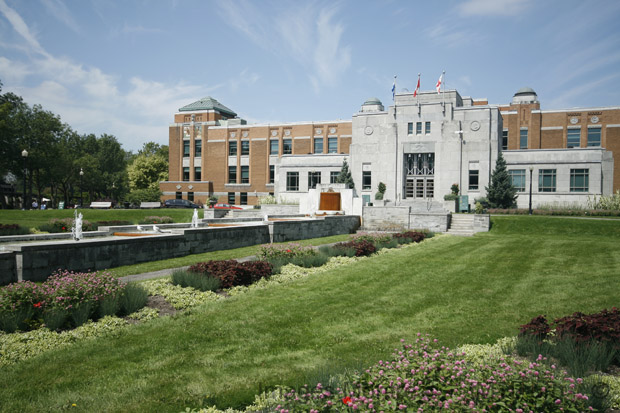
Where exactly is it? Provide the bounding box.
[404,153,434,199]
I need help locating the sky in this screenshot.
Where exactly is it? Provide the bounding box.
[1,0,619,153]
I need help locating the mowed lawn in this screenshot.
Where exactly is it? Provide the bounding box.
[1,216,619,412]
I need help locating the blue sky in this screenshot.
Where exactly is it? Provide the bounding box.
[1,0,619,152]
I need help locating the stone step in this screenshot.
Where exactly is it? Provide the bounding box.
[447,230,475,236]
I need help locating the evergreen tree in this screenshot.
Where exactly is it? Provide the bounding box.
[485,152,518,208]
[336,159,355,189]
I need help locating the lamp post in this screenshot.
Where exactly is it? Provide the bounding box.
[528,166,534,215]
[21,149,28,210]
[79,168,84,208]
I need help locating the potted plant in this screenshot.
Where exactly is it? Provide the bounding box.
[208,195,218,208]
[375,182,386,205]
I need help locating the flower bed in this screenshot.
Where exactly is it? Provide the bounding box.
[38,218,94,233]
[138,216,174,225]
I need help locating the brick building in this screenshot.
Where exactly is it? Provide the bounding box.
[160,88,619,209]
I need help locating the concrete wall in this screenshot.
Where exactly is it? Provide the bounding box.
[0,251,17,285]
[473,214,491,232]
[2,216,360,284]
[361,205,450,232]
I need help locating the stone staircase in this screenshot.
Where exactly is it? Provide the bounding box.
[447,214,475,236]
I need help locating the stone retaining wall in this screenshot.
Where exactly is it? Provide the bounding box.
[2,216,360,284]
[361,206,450,232]
[0,251,16,285]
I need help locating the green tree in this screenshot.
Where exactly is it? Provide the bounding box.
[127,142,168,191]
[336,159,355,189]
[485,152,518,208]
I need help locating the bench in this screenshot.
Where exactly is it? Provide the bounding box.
[140,202,162,209]
[89,202,112,209]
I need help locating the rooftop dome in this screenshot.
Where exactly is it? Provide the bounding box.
[514,87,537,97]
[363,97,383,106]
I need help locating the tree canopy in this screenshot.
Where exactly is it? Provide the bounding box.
[485,152,518,208]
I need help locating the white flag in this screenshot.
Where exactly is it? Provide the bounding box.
[436,73,443,94]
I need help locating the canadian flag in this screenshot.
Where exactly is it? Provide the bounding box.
[436,73,443,94]
[413,75,420,97]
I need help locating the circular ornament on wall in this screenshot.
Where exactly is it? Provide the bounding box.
[329,127,336,134]
[591,116,599,124]
[470,121,480,131]
[242,131,248,138]
[188,185,193,190]
[364,126,373,135]
[315,128,322,135]
[570,117,579,124]
[271,130,278,137]
[176,184,182,190]
[230,132,236,138]
[284,130,291,136]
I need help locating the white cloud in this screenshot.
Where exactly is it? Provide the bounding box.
[0,56,32,83]
[0,0,48,56]
[546,73,620,109]
[458,0,532,17]
[40,0,80,34]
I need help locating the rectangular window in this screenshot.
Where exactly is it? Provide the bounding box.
[240,192,247,205]
[228,192,235,204]
[286,172,299,191]
[241,140,250,155]
[570,169,589,192]
[328,137,338,153]
[468,170,479,190]
[330,171,339,184]
[313,138,323,154]
[416,122,422,135]
[183,167,190,181]
[283,139,292,155]
[270,139,279,155]
[194,167,201,181]
[194,139,202,156]
[228,141,237,156]
[269,165,275,184]
[175,192,182,200]
[241,166,249,184]
[520,129,528,149]
[228,166,237,184]
[188,192,194,202]
[425,121,431,134]
[502,130,508,150]
[183,140,190,157]
[362,171,372,190]
[538,169,557,192]
[567,128,581,148]
[308,171,321,189]
[407,122,413,135]
[587,127,601,147]
[508,169,526,192]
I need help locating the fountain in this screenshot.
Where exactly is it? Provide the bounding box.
[191,208,199,228]
[72,209,83,241]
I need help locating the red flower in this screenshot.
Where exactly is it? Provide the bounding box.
[62,226,66,230]
[286,249,291,253]
[33,302,42,308]
[342,396,352,405]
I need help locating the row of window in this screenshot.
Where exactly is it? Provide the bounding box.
[506,168,589,192]
[286,171,344,191]
[501,127,602,150]
[183,140,202,157]
[407,122,431,135]
[183,167,201,181]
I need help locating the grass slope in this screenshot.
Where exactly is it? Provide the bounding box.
[1,216,619,412]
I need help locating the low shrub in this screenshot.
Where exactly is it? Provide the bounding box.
[0,224,30,236]
[488,208,620,217]
[119,283,149,316]
[188,260,273,289]
[137,216,174,225]
[318,244,356,258]
[42,307,68,331]
[392,230,426,244]
[351,232,393,245]
[38,218,94,233]
[275,335,596,412]
[171,269,221,292]
[256,243,316,261]
[334,239,376,257]
[374,237,399,250]
[70,301,94,328]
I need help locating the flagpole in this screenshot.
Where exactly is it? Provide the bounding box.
[442,70,446,113]
[417,73,421,114]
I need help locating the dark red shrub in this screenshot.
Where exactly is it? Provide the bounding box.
[553,307,620,344]
[335,239,376,257]
[519,315,550,338]
[392,231,426,243]
[188,260,272,288]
